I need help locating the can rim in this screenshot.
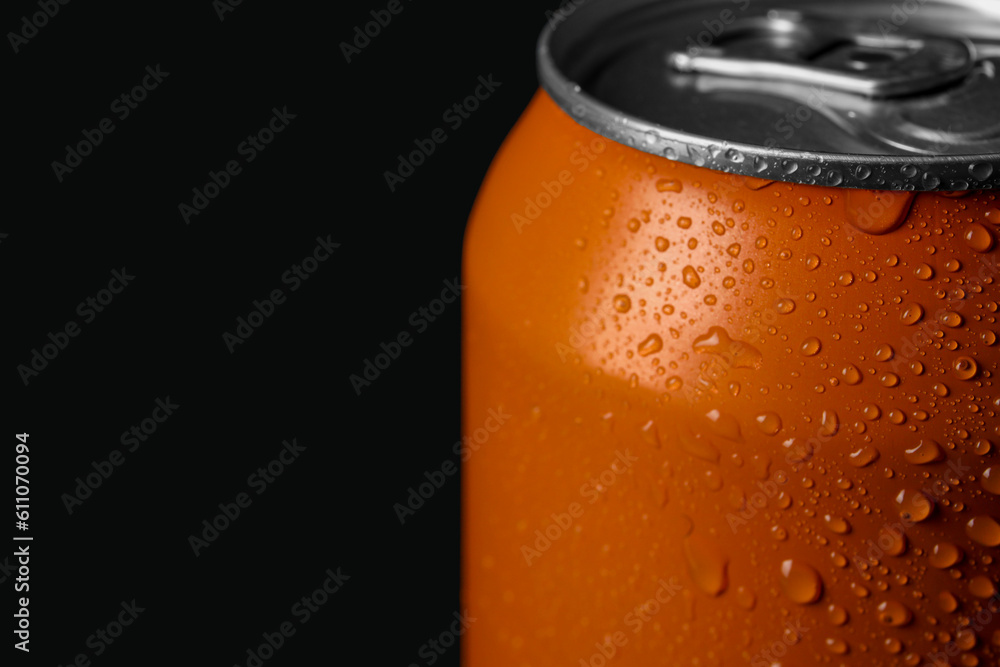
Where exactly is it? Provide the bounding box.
[536,0,1000,191]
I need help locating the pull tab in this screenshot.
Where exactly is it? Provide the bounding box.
[668,10,976,97]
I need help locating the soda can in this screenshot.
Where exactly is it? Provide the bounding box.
[463,0,1000,664]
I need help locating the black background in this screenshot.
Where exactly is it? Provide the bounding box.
[6,0,557,664]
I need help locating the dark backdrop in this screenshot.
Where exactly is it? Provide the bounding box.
[6,0,556,664]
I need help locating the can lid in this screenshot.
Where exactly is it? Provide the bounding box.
[538,0,1000,190]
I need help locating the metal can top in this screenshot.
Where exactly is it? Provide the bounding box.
[538,0,1000,190]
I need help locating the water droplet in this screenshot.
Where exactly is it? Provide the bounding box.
[940,311,963,328]
[682,265,701,288]
[693,326,763,369]
[895,488,933,522]
[877,600,913,627]
[964,223,995,252]
[705,409,743,441]
[638,334,663,357]
[824,514,851,534]
[875,344,894,361]
[825,638,849,654]
[613,294,632,313]
[820,410,839,437]
[845,191,916,235]
[755,412,782,436]
[627,218,641,233]
[841,364,862,385]
[801,337,822,356]
[938,590,959,613]
[905,439,946,464]
[901,303,924,325]
[683,534,729,596]
[827,603,848,625]
[952,356,978,380]
[849,445,879,467]
[856,165,872,180]
[655,236,670,252]
[970,575,997,599]
[901,164,918,178]
[735,586,756,609]
[880,372,900,388]
[966,515,1000,547]
[982,467,1000,494]
[837,271,855,286]
[640,420,660,449]
[779,559,823,604]
[914,263,934,280]
[656,178,683,193]
[805,254,820,271]
[879,525,908,556]
[850,581,871,598]
[970,162,994,181]
[776,298,796,314]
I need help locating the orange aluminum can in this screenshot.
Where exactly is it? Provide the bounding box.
[463,1,1000,665]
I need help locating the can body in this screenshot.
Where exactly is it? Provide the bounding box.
[463,90,1000,665]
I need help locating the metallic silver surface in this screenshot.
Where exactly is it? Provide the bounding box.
[537,0,1000,190]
